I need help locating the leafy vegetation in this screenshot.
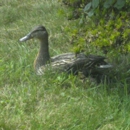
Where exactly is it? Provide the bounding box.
[61,0,130,54]
[0,0,130,129]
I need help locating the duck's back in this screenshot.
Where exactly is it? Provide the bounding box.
[49,53,107,74]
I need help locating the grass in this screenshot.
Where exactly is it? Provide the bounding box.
[0,0,130,129]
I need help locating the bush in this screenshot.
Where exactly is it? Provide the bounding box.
[61,0,130,54]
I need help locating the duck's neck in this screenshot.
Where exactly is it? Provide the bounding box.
[34,38,50,71]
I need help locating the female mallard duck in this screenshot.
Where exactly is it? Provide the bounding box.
[19,25,112,76]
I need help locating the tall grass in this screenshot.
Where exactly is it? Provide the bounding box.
[0,0,130,129]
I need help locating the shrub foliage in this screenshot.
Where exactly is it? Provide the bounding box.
[61,0,130,54]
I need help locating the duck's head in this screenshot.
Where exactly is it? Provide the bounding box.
[19,25,48,42]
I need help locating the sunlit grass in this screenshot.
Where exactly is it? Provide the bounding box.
[0,0,130,129]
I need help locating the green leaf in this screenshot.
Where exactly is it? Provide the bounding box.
[114,0,126,9]
[79,18,84,25]
[104,0,115,9]
[88,9,94,17]
[84,2,91,12]
[92,0,99,9]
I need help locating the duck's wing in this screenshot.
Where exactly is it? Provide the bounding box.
[46,53,112,75]
[50,57,75,72]
[66,55,112,74]
[50,53,87,72]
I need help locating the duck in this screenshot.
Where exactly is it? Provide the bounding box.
[19,25,112,77]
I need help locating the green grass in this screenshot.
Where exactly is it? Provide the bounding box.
[0,0,130,129]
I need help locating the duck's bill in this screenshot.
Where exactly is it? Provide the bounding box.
[19,33,31,42]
